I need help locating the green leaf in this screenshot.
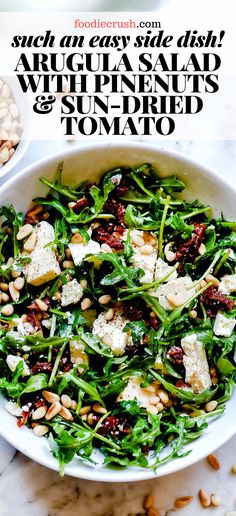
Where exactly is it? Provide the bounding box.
[103,172,122,202]
[20,373,48,397]
[150,369,218,403]
[64,372,105,406]
[217,357,236,376]
[158,176,185,194]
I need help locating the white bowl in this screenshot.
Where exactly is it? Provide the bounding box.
[0,76,31,178]
[0,142,236,482]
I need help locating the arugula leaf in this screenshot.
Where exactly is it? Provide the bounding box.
[20,373,48,397]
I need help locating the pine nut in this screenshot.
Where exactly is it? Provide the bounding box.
[61,394,72,409]
[132,234,145,247]
[16,224,33,240]
[70,400,77,411]
[231,464,236,474]
[189,309,198,319]
[102,333,113,346]
[205,274,219,286]
[80,279,88,288]
[145,234,156,246]
[199,489,211,508]
[207,453,220,470]
[65,248,72,259]
[205,400,218,412]
[1,304,13,316]
[175,496,193,508]
[143,495,154,510]
[157,389,169,405]
[62,260,74,269]
[0,282,9,291]
[104,308,114,321]
[35,299,48,312]
[53,291,61,301]
[14,277,24,291]
[81,414,87,421]
[211,493,220,507]
[9,282,20,303]
[87,413,95,425]
[45,401,62,420]
[23,231,37,252]
[70,233,84,244]
[1,292,9,303]
[81,297,92,311]
[5,401,22,417]
[11,269,21,279]
[143,384,156,394]
[200,280,207,288]
[98,294,111,305]
[92,403,107,414]
[33,424,49,437]
[149,396,160,405]
[79,405,91,415]
[42,390,60,403]
[156,402,164,412]
[140,244,154,255]
[32,406,47,420]
[59,406,73,421]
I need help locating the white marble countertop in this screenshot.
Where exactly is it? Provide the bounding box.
[0,139,236,516]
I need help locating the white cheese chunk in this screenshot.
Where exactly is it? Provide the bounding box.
[129,230,157,284]
[24,221,60,286]
[181,333,211,393]
[92,311,130,356]
[154,257,177,282]
[61,279,83,307]
[117,375,155,412]
[219,274,236,295]
[213,311,236,337]
[151,276,196,311]
[69,239,101,266]
[6,354,30,376]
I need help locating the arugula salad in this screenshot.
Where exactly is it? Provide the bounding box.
[0,162,236,474]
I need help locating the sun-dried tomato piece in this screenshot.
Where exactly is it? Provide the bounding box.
[123,304,146,321]
[200,285,234,317]
[30,362,53,374]
[167,346,184,365]
[148,315,159,331]
[60,357,72,372]
[92,225,124,250]
[26,310,42,331]
[24,205,49,225]
[95,415,131,438]
[104,198,126,225]
[114,177,129,196]
[176,223,206,274]
[175,380,188,388]
[71,197,89,213]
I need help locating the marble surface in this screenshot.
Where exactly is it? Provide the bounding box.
[0,139,236,516]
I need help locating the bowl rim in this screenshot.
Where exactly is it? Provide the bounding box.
[0,140,236,482]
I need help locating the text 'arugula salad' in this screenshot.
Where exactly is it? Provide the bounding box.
[0,162,236,474]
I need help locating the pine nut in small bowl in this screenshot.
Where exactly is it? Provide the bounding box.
[0,142,236,483]
[0,76,31,178]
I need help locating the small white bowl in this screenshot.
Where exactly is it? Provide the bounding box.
[0,142,236,481]
[0,76,31,178]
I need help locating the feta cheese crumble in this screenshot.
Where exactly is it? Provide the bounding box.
[69,239,101,265]
[6,354,30,376]
[92,311,130,356]
[117,375,156,412]
[213,311,236,337]
[151,276,196,311]
[24,221,60,286]
[61,279,83,307]
[154,257,177,282]
[219,274,236,295]
[181,333,211,393]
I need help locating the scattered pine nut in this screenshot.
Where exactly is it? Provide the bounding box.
[140,244,154,255]
[87,413,95,425]
[104,308,114,321]
[16,224,33,241]
[205,400,218,413]
[79,405,91,416]
[11,269,21,279]
[13,276,24,291]
[35,298,48,312]
[207,454,220,470]
[45,401,62,420]
[175,496,193,509]
[81,297,92,311]
[98,294,111,305]
[143,494,154,510]
[32,406,47,420]
[9,282,20,302]
[70,233,84,244]
[59,406,73,421]
[42,390,60,403]
[61,394,72,409]
[92,403,107,414]
[199,489,211,508]
[62,260,74,269]
[211,493,220,507]
[189,309,198,319]
[1,292,9,303]
[23,231,37,252]
[0,282,9,291]
[132,234,145,247]
[80,278,88,288]
[1,304,14,316]
[70,400,77,411]
[33,424,49,437]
